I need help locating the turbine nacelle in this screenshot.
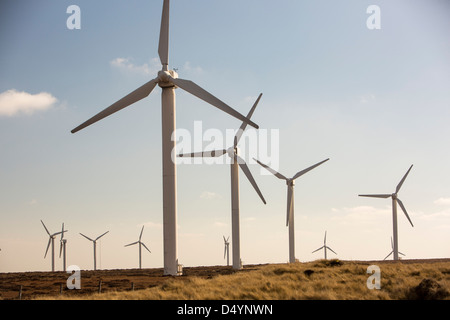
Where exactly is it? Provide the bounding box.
[286,179,295,187]
[157,70,179,88]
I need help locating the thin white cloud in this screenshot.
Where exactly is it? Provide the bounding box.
[0,89,57,117]
[183,61,203,74]
[110,57,160,76]
[433,197,450,206]
[200,191,222,200]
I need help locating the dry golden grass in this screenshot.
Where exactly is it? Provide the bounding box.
[35,259,450,300]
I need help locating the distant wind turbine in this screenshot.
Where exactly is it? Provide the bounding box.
[384,237,406,261]
[80,231,109,270]
[359,165,414,261]
[254,158,330,263]
[223,236,230,267]
[59,223,68,272]
[70,0,258,276]
[178,94,266,270]
[125,225,151,269]
[41,220,67,272]
[312,231,337,260]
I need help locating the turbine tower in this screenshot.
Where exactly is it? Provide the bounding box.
[384,237,406,261]
[41,220,66,272]
[70,0,258,276]
[359,165,414,261]
[80,231,109,271]
[59,223,68,272]
[254,158,329,263]
[312,231,337,260]
[125,225,151,269]
[178,94,266,270]
[223,236,230,267]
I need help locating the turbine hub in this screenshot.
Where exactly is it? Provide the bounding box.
[158,70,178,88]
[392,193,397,199]
[287,179,295,186]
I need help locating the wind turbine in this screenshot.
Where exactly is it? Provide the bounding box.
[41,220,66,272]
[384,237,406,261]
[223,236,230,267]
[59,223,68,272]
[312,231,337,260]
[125,225,151,269]
[178,94,266,270]
[80,231,109,270]
[254,158,330,263]
[359,165,414,261]
[70,0,258,276]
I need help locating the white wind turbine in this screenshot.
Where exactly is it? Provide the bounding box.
[80,231,109,271]
[41,220,67,272]
[178,94,266,270]
[312,231,337,260]
[125,225,151,269]
[223,236,230,267]
[254,158,330,263]
[359,165,414,261]
[70,0,258,276]
[384,237,406,261]
[59,223,68,272]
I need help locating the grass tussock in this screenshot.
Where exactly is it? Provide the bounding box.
[35,260,450,300]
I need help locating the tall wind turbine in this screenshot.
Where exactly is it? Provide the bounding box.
[41,220,66,272]
[254,158,330,263]
[125,225,151,269]
[80,231,109,271]
[70,0,258,276]
[178,94,266,269]
[384,237,406,261]
[312,231,337,260]
[359,165,414,261]
[223,236,230,267]
[59,223,68,272]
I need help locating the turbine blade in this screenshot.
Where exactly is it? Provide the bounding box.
[292,158,330,181]
[391,237,394,249]
[253,158,287,180]
[384,251,393,260]
[234,93,263,147]
[224,245,227,259]
[96,231,109,241]
[71,79,158,134]
[399,251,406,256]
[312,246,324,254]
[80,233,93,242]
[172,78,259,129]
[358,194,391,198]
[327,246,337,255]
[286,185,293,227]
[158,0,170,68]
[397,198,414,227]
[139,225,144,241]
[59,239,63,258]
[178,149,227,158]
[396,165,413,193]
[44,238,51,258]
[41,220,50,236]
[237,156,266,205]
[324,231,327,245]
[60,223,65,241]
[125,241,139,247]
[141,242,151,253]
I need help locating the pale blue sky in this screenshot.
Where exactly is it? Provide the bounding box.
[1,0,449,272]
